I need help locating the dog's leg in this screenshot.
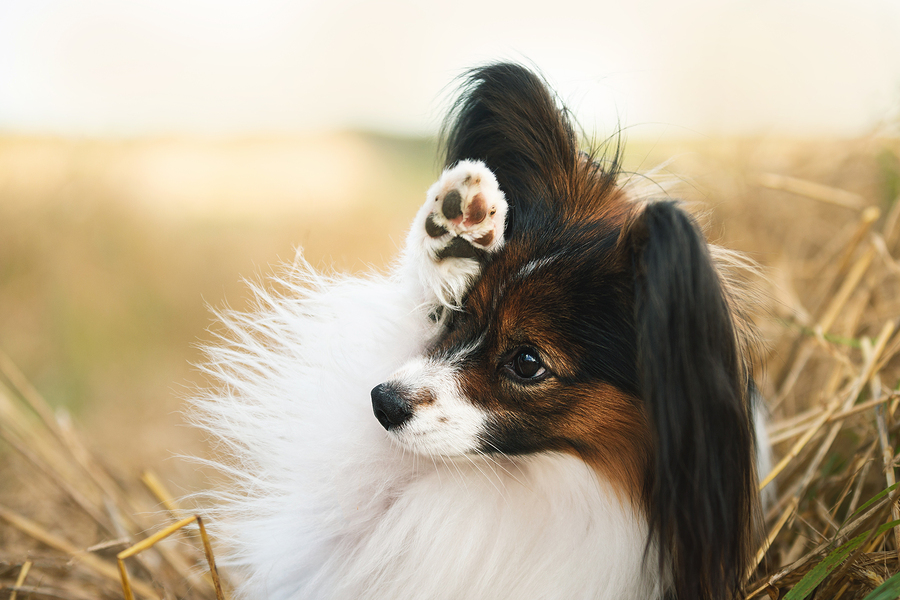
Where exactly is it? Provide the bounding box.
[402,159,508,310]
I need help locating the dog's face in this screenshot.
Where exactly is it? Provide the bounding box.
[377,214,652,496]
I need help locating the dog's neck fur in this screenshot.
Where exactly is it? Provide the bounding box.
[308,451,657,599]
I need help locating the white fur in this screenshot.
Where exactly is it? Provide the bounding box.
[384,357,490,456]
[424,159,507,254]
[190,162,662,599]
[406,159,507,309]
[515,255,563,280]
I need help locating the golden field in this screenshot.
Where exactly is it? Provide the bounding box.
[2,131,900,598]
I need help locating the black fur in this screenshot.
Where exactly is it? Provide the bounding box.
[626,202,756,600]
[438,63,757,600]
[443,63,621,237]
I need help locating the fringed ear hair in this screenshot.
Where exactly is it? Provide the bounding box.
[624,200,756,600]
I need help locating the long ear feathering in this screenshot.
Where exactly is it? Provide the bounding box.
[708,242,772,504]
[441,63,624,233]
[623,201,757,600]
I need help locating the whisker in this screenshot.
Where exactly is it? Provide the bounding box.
[478,436,530,489]
[459,451,506,498]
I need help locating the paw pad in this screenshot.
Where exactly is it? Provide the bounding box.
[423,160,507,258]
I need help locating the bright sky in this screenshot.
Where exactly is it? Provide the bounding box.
[1,0,898,138]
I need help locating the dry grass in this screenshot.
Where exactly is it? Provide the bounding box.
[0,348,221,599]
[714,137,900,599]
[1,134,900,599]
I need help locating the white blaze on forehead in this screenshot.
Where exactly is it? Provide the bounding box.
[385,356,489,457]
[514,255,563,280]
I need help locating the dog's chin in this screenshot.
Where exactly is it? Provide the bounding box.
[384,416,486,458]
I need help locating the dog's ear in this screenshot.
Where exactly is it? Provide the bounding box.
[623,201,755,600]
[444,63,574,198]
[443,63,620,236]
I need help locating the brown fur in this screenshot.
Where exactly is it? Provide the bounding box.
[423,169,656,503]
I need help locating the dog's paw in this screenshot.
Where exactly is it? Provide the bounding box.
[421,160,507,261]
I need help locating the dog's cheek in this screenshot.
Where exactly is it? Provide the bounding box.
[478,414,547,456]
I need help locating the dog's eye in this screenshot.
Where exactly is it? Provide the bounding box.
[506,348,547,381]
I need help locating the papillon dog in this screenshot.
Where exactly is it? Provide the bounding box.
[193,63,764,600]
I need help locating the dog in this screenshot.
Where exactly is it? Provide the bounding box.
[193,63,763,600]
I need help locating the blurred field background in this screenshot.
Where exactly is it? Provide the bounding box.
[3,0,900,597]
[1,129,896,467]
[0,132,439,474]
[3,128,900,599]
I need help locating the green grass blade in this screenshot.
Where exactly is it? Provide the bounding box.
[851,483,900,521]
[861,571,900,600]
[784,520,900,600]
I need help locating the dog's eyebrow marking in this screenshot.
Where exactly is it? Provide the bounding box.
[514,255,562,280]
[495,254,564,303]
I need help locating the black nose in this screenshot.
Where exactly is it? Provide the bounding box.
[371,383,413,430]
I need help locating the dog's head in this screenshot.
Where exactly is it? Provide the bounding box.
[372,63,758,600]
